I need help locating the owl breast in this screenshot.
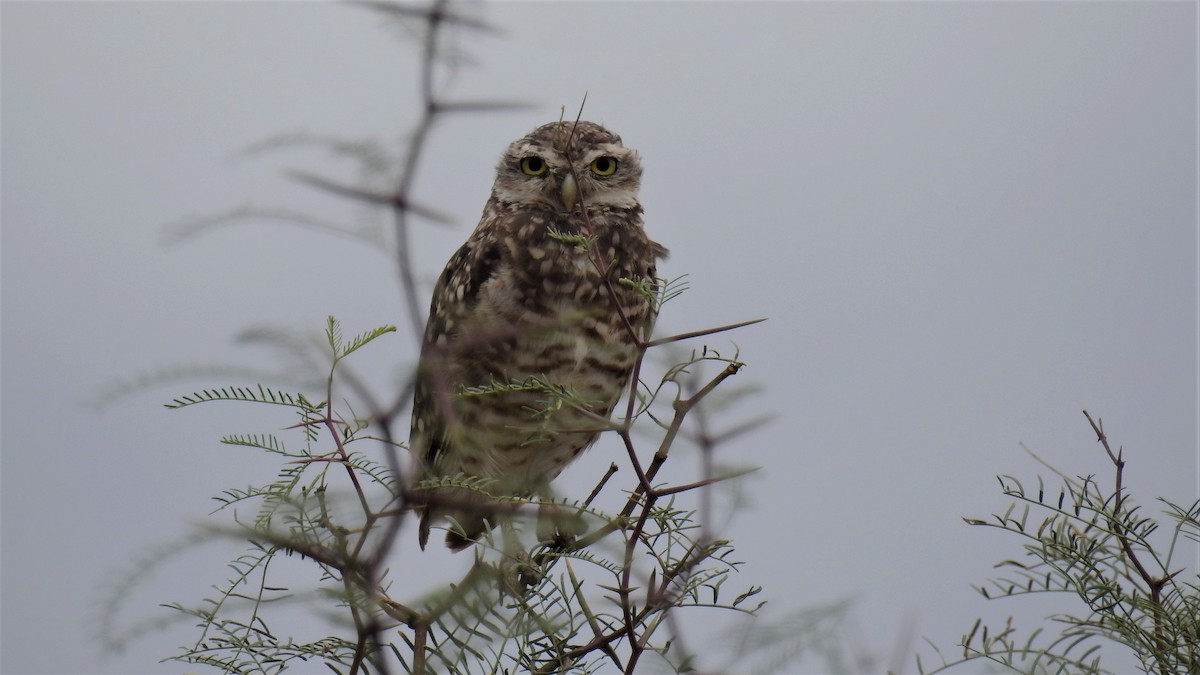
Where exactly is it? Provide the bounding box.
[438,208,652,488]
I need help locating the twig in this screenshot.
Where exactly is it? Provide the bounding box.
[1083,410,1171,674]
[645,317,767,348]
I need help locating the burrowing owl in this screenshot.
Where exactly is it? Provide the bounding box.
[410,120,667,550]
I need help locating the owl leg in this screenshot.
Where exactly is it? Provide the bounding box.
[421,484,494,551]
[535,500,587,550]
[444,507,491,552]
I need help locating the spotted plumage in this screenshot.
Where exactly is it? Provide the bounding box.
[410,121,667,550]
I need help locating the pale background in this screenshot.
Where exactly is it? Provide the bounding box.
[2,2,1196,673]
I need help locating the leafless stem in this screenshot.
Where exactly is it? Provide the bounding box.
[585,463,620,507]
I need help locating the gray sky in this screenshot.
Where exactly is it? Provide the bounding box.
[2,2,1196,673]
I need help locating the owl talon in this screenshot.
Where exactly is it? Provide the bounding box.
[497,526,543,594]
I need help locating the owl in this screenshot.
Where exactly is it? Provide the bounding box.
[410,120,667,550]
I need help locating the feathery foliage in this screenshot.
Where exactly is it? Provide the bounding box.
[149,313,762,674]
[919,412,1200,675]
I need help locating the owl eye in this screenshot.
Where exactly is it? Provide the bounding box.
[520,156,548,176]
[589,157,618,176]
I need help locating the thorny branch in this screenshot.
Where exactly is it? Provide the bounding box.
[218,3,529,672]
[1082,410,1175,674]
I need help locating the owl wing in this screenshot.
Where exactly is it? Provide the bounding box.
[641,241,669,340]
[411,220,503,549]
[413,229,503,452]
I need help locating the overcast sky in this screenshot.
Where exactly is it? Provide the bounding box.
[3,2,1196,674]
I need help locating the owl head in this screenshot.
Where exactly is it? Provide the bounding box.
[491,121,643,214]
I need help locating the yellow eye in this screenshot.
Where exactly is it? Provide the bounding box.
[520,156,548,176]
[590,157,618,176]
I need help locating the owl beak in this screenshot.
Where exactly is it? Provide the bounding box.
[559,173,578,213]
